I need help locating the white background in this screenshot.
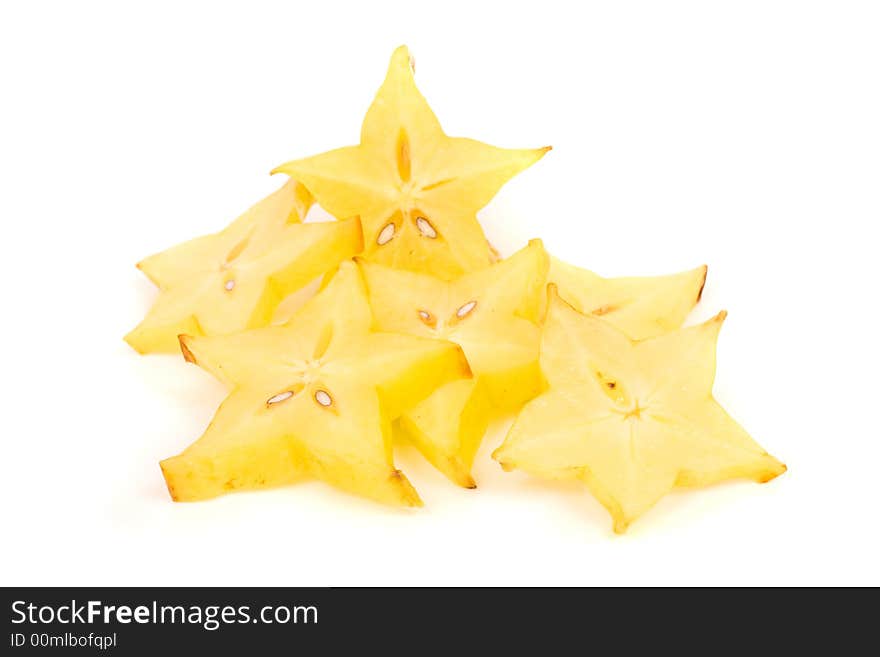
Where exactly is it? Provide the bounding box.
[1,1,878,586]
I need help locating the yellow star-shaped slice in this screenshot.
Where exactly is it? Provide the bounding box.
[358,240,550,487]
[548,256,708,339]
[493,287,786,533]
[273,45,550,279]
[125,180,363,354]
[161,261,471,506]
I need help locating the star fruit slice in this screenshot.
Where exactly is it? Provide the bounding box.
[161,261,471,506]
[548,256,708,339]
[493,287,786,533]
[358,239,549,488]
[125,180,363,354]
[273,45,550,279]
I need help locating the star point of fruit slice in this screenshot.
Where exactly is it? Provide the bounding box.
[136,180,313,290]
[359,239,550,486]
[160,261,471,506]
[273,45,550,279]
[125,180,363,354]
[548,256,708,340]
[396,378,490,489]
[493,287,786,533]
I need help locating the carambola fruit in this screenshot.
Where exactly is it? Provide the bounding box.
[493,286,786,533]
[273,46,549,279]
[548,256,708,340]
[359,239,549,487]
[130,45,785,532]
[126,180,362,354]
[161,261,471,505]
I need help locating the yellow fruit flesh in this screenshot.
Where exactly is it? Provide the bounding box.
[161,261,471,505]
[125,180,363,354]
[137,179,313,290]
[494,288,785,533]
[396,379,491,489]
[359,240,549,486]
[273,46,549,279]
[548,256,708,339]
[123,46,784,532]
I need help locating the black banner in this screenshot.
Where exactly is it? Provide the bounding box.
[0,587,867,653]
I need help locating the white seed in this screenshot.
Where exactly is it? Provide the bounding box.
[415,216,437,239]
[456,300,477,318]
[266,390,293,406]
[224,279,236,291]
[315,390,332,407]
[377,222,396,245]
[417,309,437,327]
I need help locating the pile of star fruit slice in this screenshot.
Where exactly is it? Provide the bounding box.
[127,46,785,533]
